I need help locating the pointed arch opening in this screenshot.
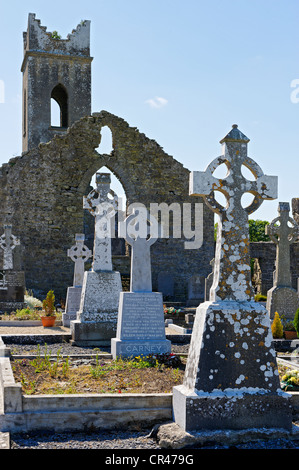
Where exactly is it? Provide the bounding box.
[51,84,68,128]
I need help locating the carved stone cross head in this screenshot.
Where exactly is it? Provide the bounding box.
[190,125,278,301]
[266,202,299,288]
[0,225,20,270]
[67,233,92,287]
[123,206,159,293]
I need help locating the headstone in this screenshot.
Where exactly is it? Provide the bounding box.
[0,225,26,312]
[187,274,205,306]
[266,202,299,319]
[70,173,122,346]
[157,272,174,298]
[63,234,92,327]
[169,125,292,438]
[111,207,171,358]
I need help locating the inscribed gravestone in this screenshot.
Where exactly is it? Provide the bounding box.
[169,125,292,436]
[111,207,171,358]
[0,225,26,312]
[70,173,122,346]
[266,202,299,319]
[63,234,92,327]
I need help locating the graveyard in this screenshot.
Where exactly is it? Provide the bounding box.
[1,11,299,451]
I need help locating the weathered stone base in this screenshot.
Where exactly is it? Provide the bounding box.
[77,270,122,323]
[70,270,122,345]
[156,421,299,449]
[266,286,299,319]
[111,291,171,359]
[172,300,293,433]
[173,384,292,432]
[111,338,171,358]
[70,318,117,346]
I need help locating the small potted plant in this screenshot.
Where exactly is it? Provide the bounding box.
[283,320,297,340]
[41,290,56,327]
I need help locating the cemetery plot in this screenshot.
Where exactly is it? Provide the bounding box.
[11,352,185,395]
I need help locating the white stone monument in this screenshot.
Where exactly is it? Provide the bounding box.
[70,173,122,346]
[111,206,171,358]
[63,234,92,327]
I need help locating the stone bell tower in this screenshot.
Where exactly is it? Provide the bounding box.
[21,13,92,153]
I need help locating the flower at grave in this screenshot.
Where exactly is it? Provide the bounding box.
[281,369,299,390]
[164,306,181,315]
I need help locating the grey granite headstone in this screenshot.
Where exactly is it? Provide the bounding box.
[70,174,122,346]
[266,202,299,319]
[111,207,171,358]
[187,274,205,306]
[168,125,292,438]
[63,234,92,327]
[157,272,174,298]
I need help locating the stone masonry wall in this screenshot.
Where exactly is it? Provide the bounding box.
[0,111,214,302]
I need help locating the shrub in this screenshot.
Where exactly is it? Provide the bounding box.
[294,308,299,336]
[271,312,283,339]
[42,290,56,317]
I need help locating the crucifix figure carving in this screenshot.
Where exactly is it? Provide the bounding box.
[190,124,278,302]
[0,225,20,270]
[83,173,117,272]
[67,234,92,287]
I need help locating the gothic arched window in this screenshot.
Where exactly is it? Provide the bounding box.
[51,84,68,128]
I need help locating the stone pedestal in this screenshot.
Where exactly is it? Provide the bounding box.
[63,286,82,327]
[173,300,292,432]
[0,270,26,313]
[267,285,299,320]
[111,291,171,358]
[70,270,122,346]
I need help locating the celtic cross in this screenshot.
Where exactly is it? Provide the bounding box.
[83,173,117,272]
[266,202,299,287]
[67,234,92,287]
[124,207,158,293]
[190,125,278,301]
[0,225,20,270]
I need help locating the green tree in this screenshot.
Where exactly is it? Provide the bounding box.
[249,219,270,242]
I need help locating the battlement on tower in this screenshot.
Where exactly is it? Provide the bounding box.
[22,13,90,58]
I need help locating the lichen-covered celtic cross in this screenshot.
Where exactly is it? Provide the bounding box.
[266,202,299,288]
[190,125,278,301]
[67,234,92,287]
[0,225,20,270]
[83,173,118,272]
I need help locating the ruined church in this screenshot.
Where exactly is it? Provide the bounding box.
[1,13,299,304]
[0,13,215,302]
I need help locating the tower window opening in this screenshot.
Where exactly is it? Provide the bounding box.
[51,84,68,128]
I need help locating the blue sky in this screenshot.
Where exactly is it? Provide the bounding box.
[0,0,298,222]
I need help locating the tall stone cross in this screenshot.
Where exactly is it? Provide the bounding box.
[83,173,117,272]
[190,124,278,301]
[67,234,92,287]
[124,207,159,292]
[266,202,299,288]
[0,225,20,270]
[170,125,292,436]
